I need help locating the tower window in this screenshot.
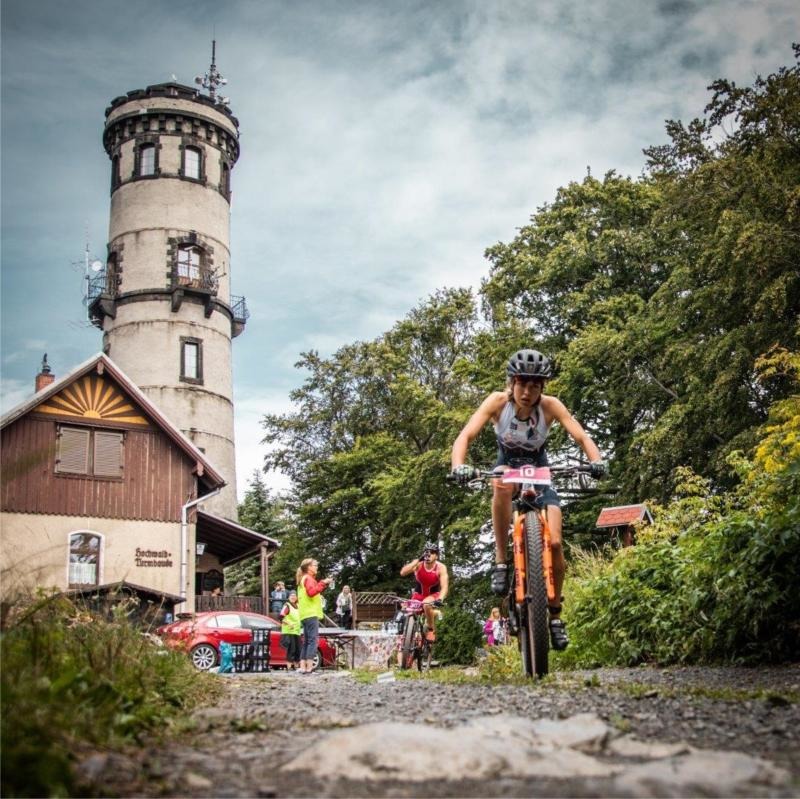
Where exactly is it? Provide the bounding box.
[181,337,203,384]
[56,426,124,478]
[183,146,202,180]
[220,162,231,199]
[177,245,202,284]
[111,154,121,190]
[69,532,102,587]
[139,144,156,176]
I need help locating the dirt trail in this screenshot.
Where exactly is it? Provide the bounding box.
[78,665,800,798]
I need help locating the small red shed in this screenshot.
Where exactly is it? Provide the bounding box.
[595,504,653,547]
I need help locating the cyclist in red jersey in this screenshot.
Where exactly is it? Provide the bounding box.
[400,544,448,641]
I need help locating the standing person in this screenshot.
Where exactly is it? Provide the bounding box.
[483,607,507,646]
[335,585,353,629]
[296,559,332,673]
[399,544,448,642]
[279,591,302,671]
[269,581,289,614]
[450,348,606,651]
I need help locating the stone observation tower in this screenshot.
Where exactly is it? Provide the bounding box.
[89,44,246,519]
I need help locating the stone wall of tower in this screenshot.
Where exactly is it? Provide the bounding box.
[101,84,242,519]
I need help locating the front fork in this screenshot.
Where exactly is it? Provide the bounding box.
[511,508,557,606]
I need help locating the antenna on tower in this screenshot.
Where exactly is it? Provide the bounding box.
[194,39,230,106]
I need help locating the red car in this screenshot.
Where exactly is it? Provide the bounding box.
[157,610,337,671]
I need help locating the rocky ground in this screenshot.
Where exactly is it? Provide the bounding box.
[77,664,800,798]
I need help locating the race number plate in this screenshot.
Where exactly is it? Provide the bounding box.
[501,466,551,485]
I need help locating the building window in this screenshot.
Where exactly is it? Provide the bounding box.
[220,162,231,198]
[183,146,202,180]
[139,144,155,176]
[111,154,121,190]
[56,426,123,478]
[181,337,203,383]
[69,532,102,587]
[177,245,202,285]
[106,253,120,295]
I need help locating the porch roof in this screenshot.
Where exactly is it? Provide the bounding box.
[196,510,280,566]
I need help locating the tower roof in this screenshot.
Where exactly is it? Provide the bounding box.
[105,82,239,127]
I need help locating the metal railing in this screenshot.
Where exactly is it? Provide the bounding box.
[195,595,266,614]
[230,295,249,323]
[87,269,118,303]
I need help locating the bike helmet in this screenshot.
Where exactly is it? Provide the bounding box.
[422,543,440,556]
[506,349,553,379]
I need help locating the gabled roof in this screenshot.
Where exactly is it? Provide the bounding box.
[596,504,654,529]
[197,510,280,566]
[1,353,225,489]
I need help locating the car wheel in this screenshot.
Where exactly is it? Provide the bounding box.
[312,651,322,670]
[190,643,218,671]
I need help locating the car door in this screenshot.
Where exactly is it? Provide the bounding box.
[209,613,251,647]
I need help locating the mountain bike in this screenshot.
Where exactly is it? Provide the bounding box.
[389,596,440,671]
[456,464,593,678]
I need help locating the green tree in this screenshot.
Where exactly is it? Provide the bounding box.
[227,472,297,594]
[481,48,800,502]
[262,289,498,591]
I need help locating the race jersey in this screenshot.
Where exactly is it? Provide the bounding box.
[414,562,441,597]
[494,401,551,463]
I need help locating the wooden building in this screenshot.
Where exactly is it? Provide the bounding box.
[1,354,278,613]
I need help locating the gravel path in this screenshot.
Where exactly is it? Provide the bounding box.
[77,664,800,798]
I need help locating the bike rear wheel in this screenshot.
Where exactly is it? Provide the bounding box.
[518,511,549,678]
[418,638,432,672]
[400,616,419,670]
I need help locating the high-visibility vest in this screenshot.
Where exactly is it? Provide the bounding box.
[281,602,301,635]
[298,575,324,620]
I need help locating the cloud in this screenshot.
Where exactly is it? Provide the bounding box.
[2,0,797,502]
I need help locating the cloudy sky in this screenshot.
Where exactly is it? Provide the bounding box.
[1,0,796,498]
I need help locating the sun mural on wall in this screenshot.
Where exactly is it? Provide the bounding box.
[37,375,148,425]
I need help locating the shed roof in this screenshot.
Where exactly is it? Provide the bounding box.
[596,504,653,529]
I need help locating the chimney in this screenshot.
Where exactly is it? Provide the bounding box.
[35,354,55,393]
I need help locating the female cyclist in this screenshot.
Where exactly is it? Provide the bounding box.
[450,348,605,650]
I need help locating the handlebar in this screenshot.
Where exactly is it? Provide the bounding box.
[448,463,596,484]
[447,463,593,490]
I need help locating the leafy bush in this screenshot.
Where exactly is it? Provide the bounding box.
[434,604,483,665]
[1,594,216,797]
[559,394,800,668]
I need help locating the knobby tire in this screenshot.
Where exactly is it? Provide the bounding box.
[519,511,549,678]
[418,638,432,672]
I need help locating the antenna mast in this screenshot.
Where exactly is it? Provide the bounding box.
[195,40,230,106]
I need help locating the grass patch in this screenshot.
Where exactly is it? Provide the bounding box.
[1,593,217,798]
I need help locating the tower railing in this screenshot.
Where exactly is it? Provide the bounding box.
[230,295,249,323]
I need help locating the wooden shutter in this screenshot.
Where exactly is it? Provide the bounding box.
[94,431,123,477]
[57,427,90,474]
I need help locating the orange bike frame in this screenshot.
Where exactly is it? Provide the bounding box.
[512,507,557,605]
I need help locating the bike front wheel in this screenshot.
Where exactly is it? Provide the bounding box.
[518,511,549,678]
[400,616,419,670]
[418,638,432,672]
